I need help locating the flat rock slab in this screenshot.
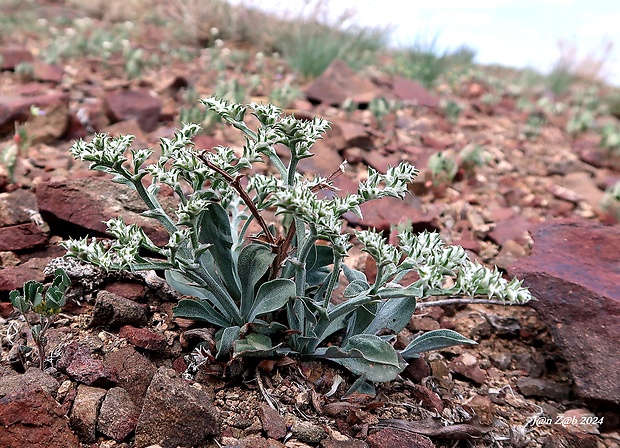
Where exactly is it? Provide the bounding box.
[508,218,620,406]
[36,176,174,247]
[304,59,381,105]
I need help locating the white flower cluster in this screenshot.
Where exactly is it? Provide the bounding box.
[69,133,133,169]
[453,263,533,304]
[358,164,419,201]
[356,229,400,269]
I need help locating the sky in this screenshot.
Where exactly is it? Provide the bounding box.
[234,0,620,85]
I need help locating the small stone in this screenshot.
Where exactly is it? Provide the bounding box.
[292,421,326,444]
[90,290,148,328]
[259,403,287,440]
[366,428,434,448]
[517,378,570,401]
[119,325,167,352]
[104,88,162,132]
[98,387,141,441]
[410,383,443,413]
[69,385,106,444]
[320,439,368,448]
[105,346,156,407]
[449,353,487,385]
[134,367,220,448]
[0,367,59,398]
[304,60,380,105]
[464,394,495,425]
[64,344,118,387]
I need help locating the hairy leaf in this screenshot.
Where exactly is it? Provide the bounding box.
[248,278,296,322]
[173,298,231,328]
[237,243,276,318]
[400,329,477,360]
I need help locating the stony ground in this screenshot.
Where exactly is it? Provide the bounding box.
[0,4,619,448]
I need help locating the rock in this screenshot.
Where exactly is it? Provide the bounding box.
[0,189,39,226]
[391,76,439,108]
[223,435,286,448]
[36,177,173,247]
[0,222,48,251]
[553,172,605,210]
[0,46,33,70]
[361,151,402,174]
[97,387,141,442]
[484,312,521,338]
[0,91,69,134]
[0,388,80,448]
[330,121,374,150]
[0,368,59,398]
[508,218,620,406]
[488,216,533,246]
[345,197,441,233]
[464,394,495,426]
[134,367,220,448]
[0,256,48,292]
[23,101,69,144]
[292,421,326,444]
[516,377,570,401]
[104,88,162,132]
[449,353,487,385]
[402,357,431,383]
[69,385,106,444]
[119,325,167,352]
[366,428,435,448]
[105,345,156,407]
[63,344,118,387]
[297,140,345,177]
[409,383,443,413]
[493,239,527,270]
[304,60,381,105]
[104,280,147,301]
[90,290,148,328]
[32,60,64,83]
[321,439,368,448]
[259,403,287,440]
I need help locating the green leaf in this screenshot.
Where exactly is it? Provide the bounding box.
[173,298,231,328]
[400,329,477,360]
[44,287,66,312]
[376,285,422,300]
[362,296,417,336]
[323,334,406,382]
[198,203,241,301]
[9,290,29,314]
[342,264,367,283]
[233,333,278,357]
[247,278,295,322]
[23,280,43,306]
[216,326,241,360]
[343,280,371,298]
[52,268,70,292]
[237,244,276,318]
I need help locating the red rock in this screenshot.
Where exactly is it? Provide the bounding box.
[298,139,345,177]
[402,357,431,383]
[331,121,374,150]
[366,428,434,448]
[488,216,533,246]
[391,76,439,108]
[0,302,14,317]
[344,197,441,233]
[0,46,33,70]
[36,177,173,247]
[23,101,69,144]
[0,91,69,134]
[105,346,156,407]
[464,394,495,425]
[421,134,451,151]
[104,281,147,301]
[63,344,118,387]
[321,440,367,448]
[258,403,287,440]
[0,222,48,251]
[508,218,620,407]
[0,368,59,398]
[0,388,79,448]
[0,256,48,292]
[362,151,401,174]
[449,353,487,385]
[119,325,167,352]
[0,189,39,226]
[304,60,381,105]
[493,239,527,270]
[98,387,141,442]
[32,60,64,84]
[104,88,162,132]
[410,383,443,413]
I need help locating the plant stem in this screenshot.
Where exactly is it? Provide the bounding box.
[417,298,510,308]
[196,153,277,247]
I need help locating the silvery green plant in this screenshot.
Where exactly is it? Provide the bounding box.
[63,97,533,387]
